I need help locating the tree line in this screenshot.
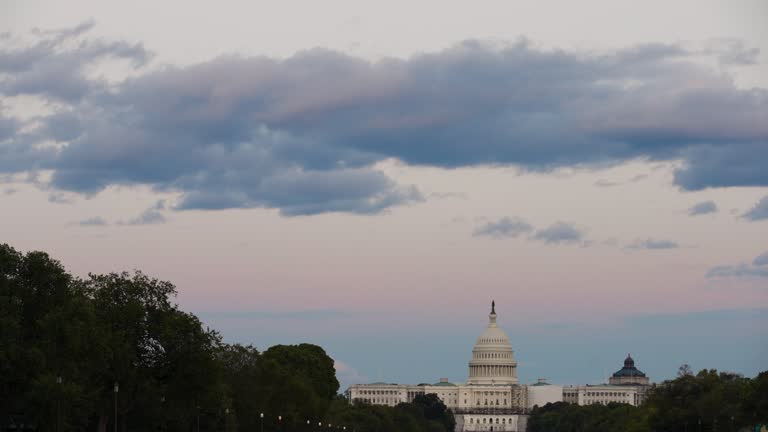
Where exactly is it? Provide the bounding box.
[528,367,768,432]
[0,244,454,432]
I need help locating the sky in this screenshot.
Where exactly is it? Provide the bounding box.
[1,0,767,389]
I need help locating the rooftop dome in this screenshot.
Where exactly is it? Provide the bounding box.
[467,301,518,385]
[612,354,646,378]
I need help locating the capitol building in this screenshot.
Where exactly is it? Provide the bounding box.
[345,302,652,431]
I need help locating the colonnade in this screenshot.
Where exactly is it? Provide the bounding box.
[470,364,516,378]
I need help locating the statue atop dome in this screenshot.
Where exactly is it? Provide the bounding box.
[491,300,495,314]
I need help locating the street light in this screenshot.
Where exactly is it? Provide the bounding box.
[56,376,63,432]
[196,404,200,432]
[114,382,119,432]
[260,412,264,432]
[159,396,166,432]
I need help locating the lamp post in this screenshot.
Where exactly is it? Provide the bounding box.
[56,376,62,432]
[113,382,119,432]
[260,412,264,432]
[160,396,165,432]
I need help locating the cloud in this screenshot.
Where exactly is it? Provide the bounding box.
[594,179,621,187]
[79,216,107,226]
[473,217,533,238]
[0,20,150,102]
[48,192,73,204]
[753,251,768,267]
[120,207,165,225]
[1,26,767,216]
[626,238,680,250]
[706,264,768,279]
[688,200,718,216]
[743,196,768,221]
[706,250,768,278]
[532,222,585,244]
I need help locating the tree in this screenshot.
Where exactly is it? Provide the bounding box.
[85,271,226,432]
[412,393,456,432]
[677,364,693,377]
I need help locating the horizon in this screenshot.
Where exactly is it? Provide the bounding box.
[2,0,766,394]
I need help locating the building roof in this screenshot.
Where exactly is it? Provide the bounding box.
[612,354,646,377]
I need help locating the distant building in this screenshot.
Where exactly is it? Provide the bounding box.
[562,355,652,406]
[345,304,653,430]
[346,302,560,431]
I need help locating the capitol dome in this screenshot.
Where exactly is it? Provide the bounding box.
[467,301,518,385]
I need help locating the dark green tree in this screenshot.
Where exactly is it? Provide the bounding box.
[412,393,456,432]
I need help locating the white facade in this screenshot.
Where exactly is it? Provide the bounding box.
[562,384,649,406]
[526,380,563,409]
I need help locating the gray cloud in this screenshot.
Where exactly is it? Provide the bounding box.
[2,24,767,216]
[627,238,680,250]
[688,200,718,216]
[79,216,107,226]
[706,264,768,279]
[0,21,150,102]
[48,192,73,204]
[532,222,585,244]
[743,196,768,221]
[753,251,768,267]
[705,39,761,65]
[120,207,165,225]
[473,217,533,238]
